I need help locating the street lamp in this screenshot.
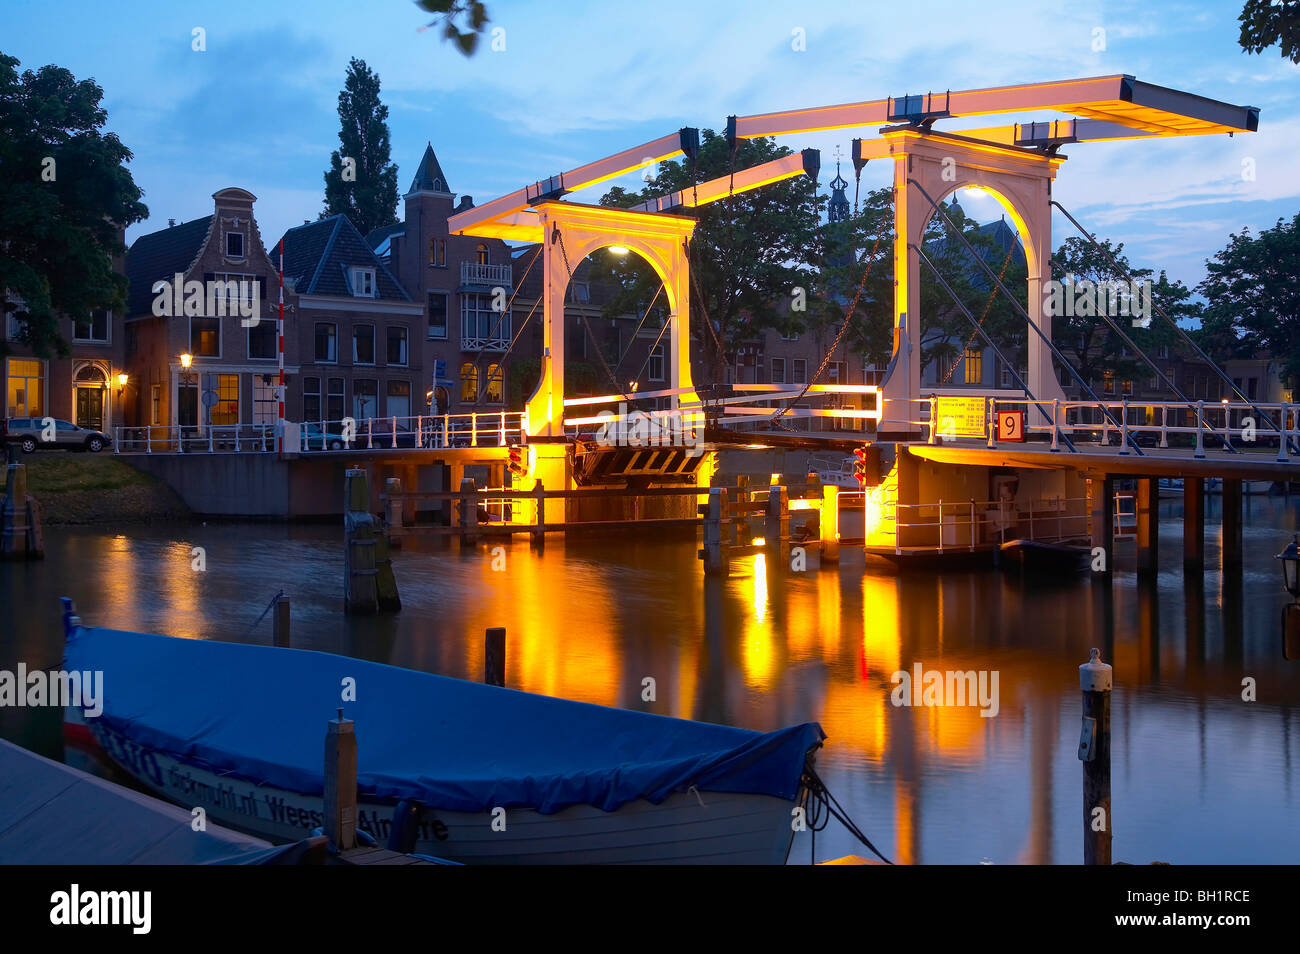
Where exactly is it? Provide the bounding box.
[116,372,128,390]
[1276,535,1300,599]
[180,352,192,370]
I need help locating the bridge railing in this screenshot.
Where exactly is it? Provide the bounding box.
[114,424,277,454]
[889,495,1091,554]
[912,395,1297,460]
[113,412,527,455]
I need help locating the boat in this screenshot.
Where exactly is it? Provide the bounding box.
[811,455,861,488]
[61,601,824,865]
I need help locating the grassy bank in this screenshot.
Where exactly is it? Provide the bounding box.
[13,453,190,525]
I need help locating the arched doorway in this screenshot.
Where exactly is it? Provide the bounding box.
[73,363,108,430]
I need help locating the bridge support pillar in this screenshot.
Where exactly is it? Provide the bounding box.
[1136,478,1159,577]
[1088,475,1114,577]
[1183,478,1204,570]
[1221,478,1243,570]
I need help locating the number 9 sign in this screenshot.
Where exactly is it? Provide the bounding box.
[997,409,1025,442]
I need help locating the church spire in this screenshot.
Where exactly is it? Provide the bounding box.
[407,142,451,196]
[827,152,850,224]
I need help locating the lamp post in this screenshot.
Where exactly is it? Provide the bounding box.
[1276,535,1300,660]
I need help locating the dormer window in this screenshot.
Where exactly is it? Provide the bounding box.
[226,231,244,258]
[351,267,376,298]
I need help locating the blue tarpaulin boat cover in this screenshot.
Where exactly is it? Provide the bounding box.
[65,627,824,815]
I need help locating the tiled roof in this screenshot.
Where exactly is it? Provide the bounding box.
[364,221,404,252]
[275,215,411,301]
[124,216,213,316]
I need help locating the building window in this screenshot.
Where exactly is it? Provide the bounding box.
[572,282,590,303]
[303,376,321,421]
[429,239,447,267]
[211,272,258,311]
[1102,373,1115,395]
[190,316,219,357]
[649,344,665,383]
[6,358,43,418]
[150,384,161,426]
[253,375,277,425]
[353,325,375,365]
[1001,367,1012,388]
[460,362,478,402]
[386,380,411,418]
[771,358,786,384]
[780,330,799,342]
[485,363,503,403]
[461,294,510,349]
[226,231,244,258]
[963,348,982,385]
[1121,380,1134,395]
[791,359,807,385]
[315,323,337,363]
[74,310,110,343]
[829,361,845,382]
[476,244,489,266]
[248,321,276,359]
[351,268,376,298]
[387,326,408,367]
[327,378,344,422]
[353,378,378,420]
[211,373,239,425]
[428,292,448,339]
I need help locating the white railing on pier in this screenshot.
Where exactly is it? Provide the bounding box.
[114,424,276,455]
[888,495,1092,554]
[902,396,1298,461]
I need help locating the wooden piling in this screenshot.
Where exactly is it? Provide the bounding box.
[766,484,788,568]
[1079,649,1112,866]
[531,478,545,548]
[273,594,290,648]
[1221,478,1243,569]
[821,484,840,563]
[734,475,750,546]
[1088,476,1114,577]
[459,476,479,545]
[1183,477,1204,570]
[324,709,357,852]
[344,468,399,614]
[385,477,403,549]
[700,487,729,577]
[485,627,506,687]
[1,460,43,560]
[1135,477,1159,577]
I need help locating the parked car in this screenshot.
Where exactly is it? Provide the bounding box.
[2,417,112,454]
[300,422,347,451]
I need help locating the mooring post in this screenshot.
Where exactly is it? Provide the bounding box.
[734,475,751,546]
[1,460,30,559]
[1221,478,1243,570]
[384,477,403,549]
[459,476,479,545]
[1079,649,1113,866]
[324,708,357,853]
[273,594,290,648]
[531,478,545,547]
[344,468,378,614]
[1183,477,1204,570]
[805,471,821,542]
[766,483,788,565]
[485,627,506,687]
[700,487,729,577]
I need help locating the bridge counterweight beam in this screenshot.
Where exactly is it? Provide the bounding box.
[1089,476,1114,578]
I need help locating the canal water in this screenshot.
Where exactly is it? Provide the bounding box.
[3,494,1298,864]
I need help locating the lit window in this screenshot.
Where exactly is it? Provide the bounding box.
[476,244,489,266]
[429,239,446,267]
[461,362,478,402]
[211,373,239,425]
[485,363,503,403]
[7,358,44,417]
[963,348,982,385]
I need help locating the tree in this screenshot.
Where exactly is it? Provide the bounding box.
[1238,0,1300,63]
[0,53,146,358]
[416,0,491,55]
[322,58,399,238]
[1198,213,1300,382]
[595,131,823,385]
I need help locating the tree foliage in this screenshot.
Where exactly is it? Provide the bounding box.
[1198,213,1300,382]
[0,52,146,358]
[322,58,399,238]
[1238,0,1300,63]
[416,0,491,55]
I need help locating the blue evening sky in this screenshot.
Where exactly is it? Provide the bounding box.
[6,0,1297,290]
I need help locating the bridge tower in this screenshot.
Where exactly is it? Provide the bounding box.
[881,127,1068,433]
[524,201,701,439]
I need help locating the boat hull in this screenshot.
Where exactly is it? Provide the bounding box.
[81,716,803,865]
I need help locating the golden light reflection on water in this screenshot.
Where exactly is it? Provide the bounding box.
[741,555,776,689]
